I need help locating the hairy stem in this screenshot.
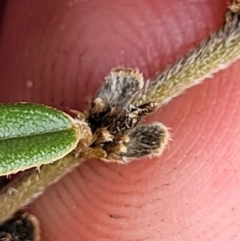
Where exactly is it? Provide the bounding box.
[135,9,240,106]
[0,154,83,223]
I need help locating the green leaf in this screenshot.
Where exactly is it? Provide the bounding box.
[0,103,81,176]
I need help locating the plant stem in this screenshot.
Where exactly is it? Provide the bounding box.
[135,8,240,106]
[0,154,83,223]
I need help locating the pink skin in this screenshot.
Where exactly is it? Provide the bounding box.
[0,0,240,240]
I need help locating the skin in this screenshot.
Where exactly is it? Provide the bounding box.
[0,0,240,240]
